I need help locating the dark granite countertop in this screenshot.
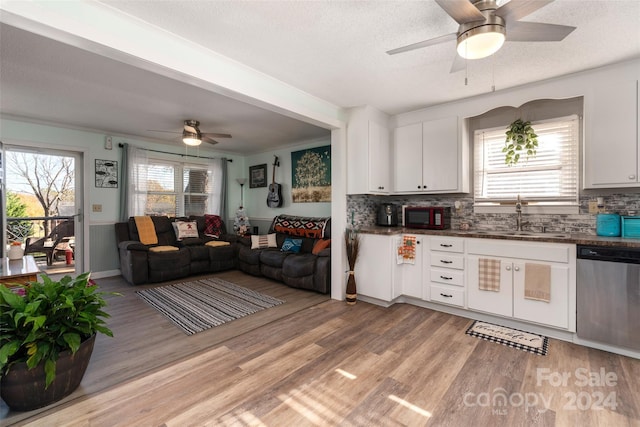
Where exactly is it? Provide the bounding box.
[357,226,640,248]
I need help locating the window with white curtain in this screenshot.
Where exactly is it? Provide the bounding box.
[135,160,211,217]
[474,115,579,211]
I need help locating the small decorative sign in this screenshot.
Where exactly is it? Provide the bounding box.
[95,159,118,188]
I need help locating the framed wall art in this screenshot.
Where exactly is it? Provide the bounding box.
[249,163,267,188]
[95,159,118,188]
[291,145,331,203]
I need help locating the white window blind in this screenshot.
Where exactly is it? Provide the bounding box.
[133,161,212,217]
[474,115,579,205]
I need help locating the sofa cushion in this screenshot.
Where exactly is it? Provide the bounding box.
[238,245,262,265]
[149,245,179,253]
[204,214,224,237]
[312,239,331,255]
[260,249,290,268]
[251,234,277,249]
[281,237,303,253]
[206,240,231,247]
[282,253,317,277]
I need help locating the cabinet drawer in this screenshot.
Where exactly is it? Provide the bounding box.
[430,284,464,307]
[430,253,464,270]
[430,237,464,253]
[430,268,464,287]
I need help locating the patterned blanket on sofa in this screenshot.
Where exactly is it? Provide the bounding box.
[273,215,330,239]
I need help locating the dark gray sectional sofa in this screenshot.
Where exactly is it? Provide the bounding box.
[114,214,331,294]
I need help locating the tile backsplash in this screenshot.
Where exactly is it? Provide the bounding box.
[347,193,640,235]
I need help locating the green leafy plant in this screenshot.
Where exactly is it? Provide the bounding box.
[503,119,538,166]
[0,272,117,388]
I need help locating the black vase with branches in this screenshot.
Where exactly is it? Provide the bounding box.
[345,227,360,305]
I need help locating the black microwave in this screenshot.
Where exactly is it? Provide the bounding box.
[403,206,451,229]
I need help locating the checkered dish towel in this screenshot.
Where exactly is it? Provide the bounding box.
[479,258,500,291]
[397,235,417,264]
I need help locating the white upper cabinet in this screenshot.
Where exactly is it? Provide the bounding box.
[347,107,390,195]
[394,116,468,194]
[584,79,639,188]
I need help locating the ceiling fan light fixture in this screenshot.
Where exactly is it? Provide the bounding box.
[182,129,202,146]
[457,15,506,60]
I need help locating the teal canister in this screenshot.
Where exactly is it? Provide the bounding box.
[596,213,621,236]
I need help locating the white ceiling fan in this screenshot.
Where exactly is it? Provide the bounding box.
[149,119,232,146]
[387,0,576,73]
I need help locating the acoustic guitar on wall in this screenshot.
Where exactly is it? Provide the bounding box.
[267,155,283,208]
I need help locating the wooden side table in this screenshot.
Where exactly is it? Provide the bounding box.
[0,255,40,287]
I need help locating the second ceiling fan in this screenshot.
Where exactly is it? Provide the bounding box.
[387,0,576,73]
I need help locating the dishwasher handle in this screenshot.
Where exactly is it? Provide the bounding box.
[577,245,640,264]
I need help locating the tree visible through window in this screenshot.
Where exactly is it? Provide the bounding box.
[474,115,579,207]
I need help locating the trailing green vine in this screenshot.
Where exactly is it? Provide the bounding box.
[503,119,538,166]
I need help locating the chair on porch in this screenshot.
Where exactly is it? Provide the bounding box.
[24,220,75,266]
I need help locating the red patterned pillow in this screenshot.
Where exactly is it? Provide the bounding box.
[204,214,223,238]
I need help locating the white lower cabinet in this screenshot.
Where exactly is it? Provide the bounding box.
[467,239,574,330]
[396,235,427,299]
[355,234,396,302]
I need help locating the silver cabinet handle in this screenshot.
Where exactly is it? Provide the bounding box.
[630,175,636,180]
[514,266,520,272]
[440,293,453,298]
[506,265,511,271]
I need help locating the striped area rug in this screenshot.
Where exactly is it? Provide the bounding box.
[136,278,285,335]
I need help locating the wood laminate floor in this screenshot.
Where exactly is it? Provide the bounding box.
[1,271,639,426]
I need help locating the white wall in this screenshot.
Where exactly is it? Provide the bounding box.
[241,137,332,223]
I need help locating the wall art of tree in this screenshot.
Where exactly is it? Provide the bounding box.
[291,145,331,203]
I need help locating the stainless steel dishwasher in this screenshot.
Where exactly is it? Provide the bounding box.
[577,245,640,351]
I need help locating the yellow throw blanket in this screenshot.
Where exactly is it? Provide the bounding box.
[134,216,158,245]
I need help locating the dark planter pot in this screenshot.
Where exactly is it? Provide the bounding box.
[1,334,96,412]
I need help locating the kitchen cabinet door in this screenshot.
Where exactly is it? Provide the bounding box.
[422,116,460,192]
[347,117,390,195]
[584,79,639,188]
[467,256,513,318]
[355,234,395,302]
[398,235,426,299]
[513,263,570,329]
[394,123,423,193]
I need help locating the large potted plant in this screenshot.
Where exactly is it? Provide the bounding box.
[0,272,116,411]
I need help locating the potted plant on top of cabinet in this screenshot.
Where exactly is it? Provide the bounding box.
[0,272,117,411]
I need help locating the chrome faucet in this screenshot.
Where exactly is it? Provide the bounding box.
[515,194,529,231]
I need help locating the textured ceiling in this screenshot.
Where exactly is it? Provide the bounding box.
[1,1,639,153]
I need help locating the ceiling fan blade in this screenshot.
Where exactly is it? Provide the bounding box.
[202,136,219,145]
[507,21,576,42]
[184,124,199,134]
[495,0,554,24]
[435,0,484,25]
[386,32,456,55]
[450,53,466,73]
[202,132,232,139]
[147,129,180,134]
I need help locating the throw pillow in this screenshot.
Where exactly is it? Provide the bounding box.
[204,214,224,237]
[173,221,199,240]
[312,238,331,255]
[251,234,277,249]
[149,245,179,253]
[281,237,303,253]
